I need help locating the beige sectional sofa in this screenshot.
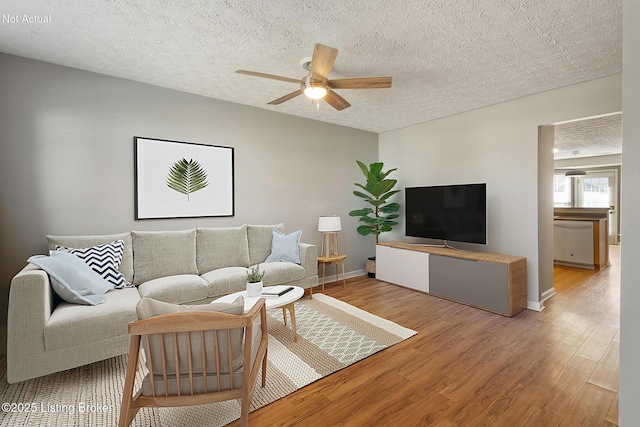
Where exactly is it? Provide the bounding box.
[7,224,317,383]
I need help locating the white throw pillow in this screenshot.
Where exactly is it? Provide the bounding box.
[265,229,302,264]
[28,251,114,305]
[55,239,131,288]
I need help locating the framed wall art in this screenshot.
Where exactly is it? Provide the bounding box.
[134,137,234,219]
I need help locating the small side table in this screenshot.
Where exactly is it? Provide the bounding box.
[317,254,347,290]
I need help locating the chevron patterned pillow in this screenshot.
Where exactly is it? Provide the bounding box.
[55,240,132,288]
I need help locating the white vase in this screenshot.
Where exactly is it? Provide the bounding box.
[246,281,263,297]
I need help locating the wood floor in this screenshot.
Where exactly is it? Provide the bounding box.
[233,247,620,426]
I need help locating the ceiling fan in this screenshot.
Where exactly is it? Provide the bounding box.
[236,43,392,111]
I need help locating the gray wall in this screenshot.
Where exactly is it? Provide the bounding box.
[378,74,622,309]
[0,53,378,348]
[621,0,640,423]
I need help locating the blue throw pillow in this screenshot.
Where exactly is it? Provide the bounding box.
[265,229,302,264]
[28,251,114,305]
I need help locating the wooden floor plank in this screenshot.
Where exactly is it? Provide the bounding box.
[532,354,597,418]
[588,341,620,392]
[606,393,620,425]
[227,246,620,426]
[559,383,617,427]
[575,323,618,362]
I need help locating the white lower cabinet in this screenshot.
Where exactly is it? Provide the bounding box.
[376,245,429,293]
[553,220,594,266]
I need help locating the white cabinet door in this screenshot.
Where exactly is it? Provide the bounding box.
[553,220,594,265]
[376,245,429,292]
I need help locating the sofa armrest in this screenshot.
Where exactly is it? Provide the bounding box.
[298,243,317,276]
[7,265,56,370]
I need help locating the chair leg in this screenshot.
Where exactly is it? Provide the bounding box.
[119,336,142,427]
[240,389,251,427]
[261,347,267,388]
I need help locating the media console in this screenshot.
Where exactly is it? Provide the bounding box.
[376,241,527,317]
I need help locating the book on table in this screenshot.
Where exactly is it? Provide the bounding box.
[261,285,294,298]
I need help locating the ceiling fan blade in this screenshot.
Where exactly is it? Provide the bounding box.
[328,76,393,89]
[324,90,351,111]
[310,44,338,81]
[267,89,304,105]
[235,70,301,84]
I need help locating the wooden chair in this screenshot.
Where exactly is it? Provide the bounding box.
[118,298,268,427]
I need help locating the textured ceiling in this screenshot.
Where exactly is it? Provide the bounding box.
[0,0,622,133]
[554,114,622,160]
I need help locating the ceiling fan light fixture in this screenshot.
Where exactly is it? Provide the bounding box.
[303,76,327,99]
[304,85,327,99]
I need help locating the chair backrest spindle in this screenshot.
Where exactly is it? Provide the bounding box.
[187,333,194,395]
[173,332,180,396]
[201,331,208,394]
[144,334,156,397]
[227,330,234,388]
[160,334,169,397]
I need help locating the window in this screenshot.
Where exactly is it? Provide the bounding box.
[581,176,610,207]
[553,174,571,207]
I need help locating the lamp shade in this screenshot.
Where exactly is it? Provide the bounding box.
[318,216,341,232]
[565,169,587,177]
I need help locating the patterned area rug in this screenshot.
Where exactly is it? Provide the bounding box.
[0,294,416,426]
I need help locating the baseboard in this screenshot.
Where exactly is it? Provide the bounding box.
[526,288,556,312]
[319,269,366,285]
[540,287,557,303]
[527,300,545,312]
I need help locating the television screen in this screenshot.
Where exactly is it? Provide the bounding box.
[405,183,486,244]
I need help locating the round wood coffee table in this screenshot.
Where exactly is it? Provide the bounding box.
[213,286,304,342]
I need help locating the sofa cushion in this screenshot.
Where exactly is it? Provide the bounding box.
[47,232,133,284]
[247,224,285,265]
[200,267,249,298]
[28,252,113,305]
[196,224,250,273]
[265,229,302,264]
[44,287,140,351]
[137,274,207,303]
[136,296,245,375]
[258,262,306,286]
[132,229,197,285]
[55,240,131,288]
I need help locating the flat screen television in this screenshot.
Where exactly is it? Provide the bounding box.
[405,183,487,244]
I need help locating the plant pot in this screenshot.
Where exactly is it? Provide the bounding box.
[246,281,263,297]
[366,257,376,278]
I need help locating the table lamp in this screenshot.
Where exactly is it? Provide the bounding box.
[318,216,342,258]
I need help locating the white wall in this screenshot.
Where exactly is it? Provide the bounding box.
[379,74,622,308]
[0,53,379,352]
[620,0,640,423]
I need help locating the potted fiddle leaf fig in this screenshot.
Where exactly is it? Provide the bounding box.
[348,161,400,277]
